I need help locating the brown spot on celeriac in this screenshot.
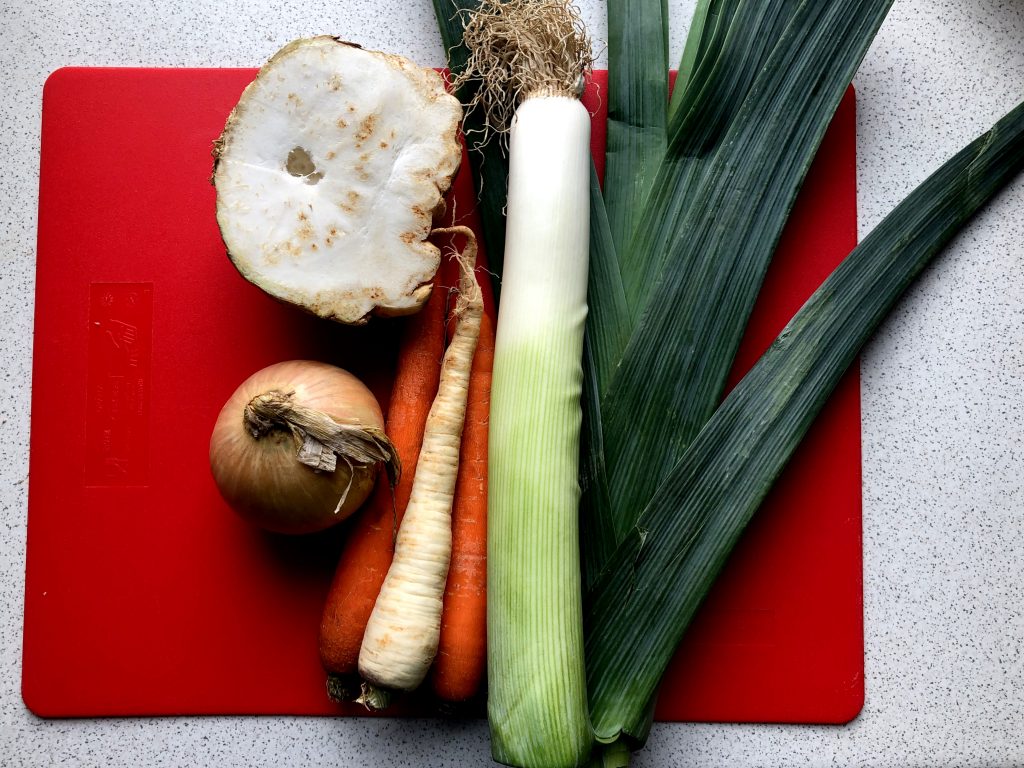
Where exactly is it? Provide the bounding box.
[354,113,379,146]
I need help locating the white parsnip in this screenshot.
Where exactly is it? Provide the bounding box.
[357,227,482,709]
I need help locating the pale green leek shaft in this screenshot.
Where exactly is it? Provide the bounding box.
[487,95,593,768]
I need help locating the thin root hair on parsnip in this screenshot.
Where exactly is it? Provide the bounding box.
[454,0,593,142]
[435,227,483,318]
[356,226,483,709]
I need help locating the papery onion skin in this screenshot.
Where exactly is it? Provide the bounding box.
[210,360,386,535]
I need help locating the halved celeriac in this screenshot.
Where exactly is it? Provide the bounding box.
[213,36,463,324]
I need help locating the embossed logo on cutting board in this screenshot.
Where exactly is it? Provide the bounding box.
[86,283,153,486]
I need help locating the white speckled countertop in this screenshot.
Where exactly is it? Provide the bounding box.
[3,1,1023,766]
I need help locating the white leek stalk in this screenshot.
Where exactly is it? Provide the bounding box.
[488,95,592,768]
[455,2,595,765]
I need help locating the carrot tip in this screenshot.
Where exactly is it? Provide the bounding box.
[326,673,361,703]
[434,695,482,719]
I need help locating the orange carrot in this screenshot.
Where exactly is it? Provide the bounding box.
[430,288,495,704]
[318,281,446,701]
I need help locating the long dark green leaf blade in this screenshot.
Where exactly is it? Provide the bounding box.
[586,96,1024,746]
[581,164,630,589]
[583,0,661,588]
[602,0,891,545]
[617,0,802,317]
[669,0,717,119]
[586,165,630,399]
[579,339,616,593]
[431,0,508,304]
[582,0,802,596]
[604,0,669,255]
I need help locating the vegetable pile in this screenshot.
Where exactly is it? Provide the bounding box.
[208,0,1024,765]
[211,38,493,710]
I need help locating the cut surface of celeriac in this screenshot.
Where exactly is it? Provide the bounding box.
[213,36,463,324]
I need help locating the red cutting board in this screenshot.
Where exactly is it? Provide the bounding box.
[24,67,861,722]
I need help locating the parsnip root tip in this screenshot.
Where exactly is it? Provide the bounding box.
[355,682,394,712]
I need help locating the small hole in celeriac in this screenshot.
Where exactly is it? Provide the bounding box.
[286,146,324,184]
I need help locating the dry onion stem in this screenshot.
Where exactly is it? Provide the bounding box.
[453,0,593,145]
[244,390,399,513]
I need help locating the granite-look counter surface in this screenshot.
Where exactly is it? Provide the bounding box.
[3,1,1022,765]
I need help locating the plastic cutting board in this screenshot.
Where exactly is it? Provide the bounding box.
[23,67,862,722]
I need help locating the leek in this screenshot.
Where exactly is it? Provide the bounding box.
[453,2,594,765]
[600,0,890,561]
[586,94,1024,749]
[430,2,1024,767]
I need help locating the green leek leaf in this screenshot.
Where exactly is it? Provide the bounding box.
[599,0,890,558]
[586,92,1024,747]
[581,164,629,589]
[604,0,669,255]
[618,0,803,319]
[669,0,716,120]
[582,2,808,583]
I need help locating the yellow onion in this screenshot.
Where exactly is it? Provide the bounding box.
[209,360,398,535]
